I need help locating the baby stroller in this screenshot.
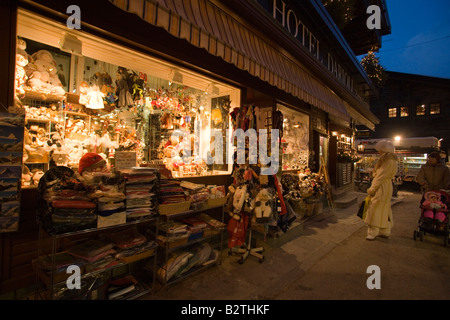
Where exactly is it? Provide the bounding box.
[413,190,450,246]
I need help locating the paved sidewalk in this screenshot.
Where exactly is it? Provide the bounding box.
[147,191,404,300]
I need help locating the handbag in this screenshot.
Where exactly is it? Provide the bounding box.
[357,196,371,219]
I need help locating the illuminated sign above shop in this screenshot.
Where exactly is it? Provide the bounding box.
[257,0,355,92]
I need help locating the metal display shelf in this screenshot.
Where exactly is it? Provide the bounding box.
[34,215,160,300]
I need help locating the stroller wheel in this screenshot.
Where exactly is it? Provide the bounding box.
[413,230,417,241]
[419,231,424,241]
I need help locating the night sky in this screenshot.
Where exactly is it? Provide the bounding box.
[358,0,450,79]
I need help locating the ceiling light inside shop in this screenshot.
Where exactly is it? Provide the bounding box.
[59,32,82,56]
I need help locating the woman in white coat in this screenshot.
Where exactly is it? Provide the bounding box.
[365,140,398,240]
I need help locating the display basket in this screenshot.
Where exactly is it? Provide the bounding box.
[190,201,206,211]
[157,234,189,249]
[290,199,306,217]
[205,197,227,208]
[158,201,192,215]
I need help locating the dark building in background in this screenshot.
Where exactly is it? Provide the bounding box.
[357,71,450,160]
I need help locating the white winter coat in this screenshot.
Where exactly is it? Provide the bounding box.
[365,152,398,229]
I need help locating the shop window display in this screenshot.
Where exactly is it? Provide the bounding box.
[15,20,239,188]
[278,105,309,171]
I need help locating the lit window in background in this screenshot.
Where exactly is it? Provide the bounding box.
[416,104,426,116]
[388,107,397,118]
[430,103,440,114]
[400,106,409,117]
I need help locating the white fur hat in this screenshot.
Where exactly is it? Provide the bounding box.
[375,140,395,154]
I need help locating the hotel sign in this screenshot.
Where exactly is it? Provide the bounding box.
[258,0,355,92]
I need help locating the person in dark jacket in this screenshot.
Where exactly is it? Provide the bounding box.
[416,152,450,192]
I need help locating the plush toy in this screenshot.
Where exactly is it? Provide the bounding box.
[15,38,29,96]
[254,188,274,224]
[232,184,248,217]
[44,132,62,152]
[31,169,45,185]
[79,81,90,105]
[423,191,448,222]
[131,72,144,101]
[26,49,65,96]
[22,165,33,186]
[97,133,119,154]
[115,68,134,109]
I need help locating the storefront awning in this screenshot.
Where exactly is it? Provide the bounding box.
[109,0,350,122]
[344,102,377,131]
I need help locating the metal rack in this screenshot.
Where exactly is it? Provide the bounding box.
[34,216,160,300]
[151,205,225,287]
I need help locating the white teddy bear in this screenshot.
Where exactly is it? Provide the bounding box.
[26,50,65,96]
[15,38,29,96]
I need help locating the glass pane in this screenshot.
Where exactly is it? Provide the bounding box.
[430,103,440,115]
[388,108,397,118]
[278,105,309,171]
[400,106,409,117]
[416,104,425,116]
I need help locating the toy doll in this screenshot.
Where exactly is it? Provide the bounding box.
[423,191,448,222]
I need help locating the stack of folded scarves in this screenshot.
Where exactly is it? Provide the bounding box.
[34,228,155,279]
[37,166,97,234]
[120,168,160,219]
[67,239,118,272]
[104,227,156,260]
[159,179,186,204]
[51,197,97,233]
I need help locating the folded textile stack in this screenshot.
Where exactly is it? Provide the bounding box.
[67,239,116,263]
[159,221,189,239]
[205,185,226,199]
[180,181,209,207]
[107,275,147,300]
[89,175,127,221]
[37,166,97,234]
[97,195,126,218]
[197,213,226,229]
[159,179,186,204]
[182,216,208,237]
[33,251,86,281]
[120,168,160,220]
[104,227,156,260]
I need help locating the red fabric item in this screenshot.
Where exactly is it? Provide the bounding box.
[52,200,96,209]
[227,214,249,248]
[78,152,106,174]
[273,174,287,215]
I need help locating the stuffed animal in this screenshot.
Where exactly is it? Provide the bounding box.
[232,184,248,217]
[115,68,134,109]
[22,165,33,186]
[254,188,274,224]
[26,49,65,96]
[15,38,29,96]
[31,169,45,185]
[423,191,448,222]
